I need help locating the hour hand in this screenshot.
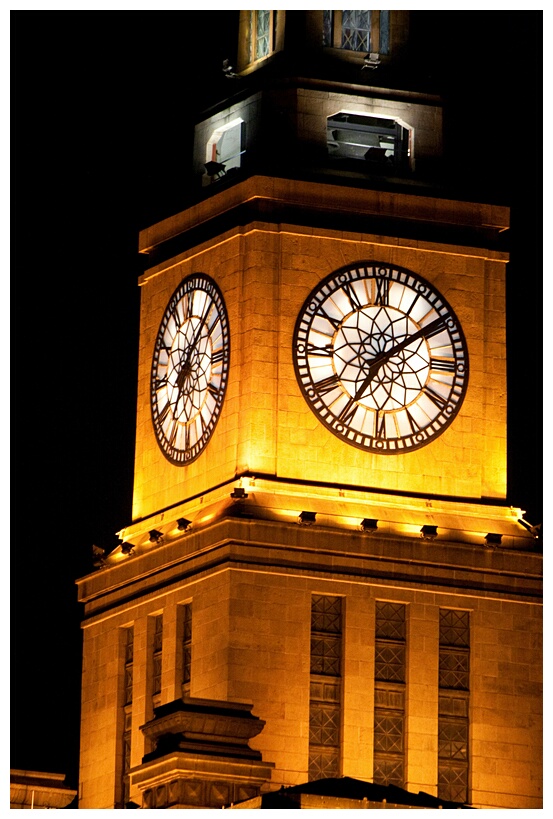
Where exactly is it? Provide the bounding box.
[352,317,446,402]
[353,354,387,402]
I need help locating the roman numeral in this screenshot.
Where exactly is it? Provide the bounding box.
[430,357,456,373]
[211,348,225,365]
[317,307,341,331]
[315,373,341,395]
[338,398,357,425]
[158,402,172,425]
[374,278,389,306]
[342,282,363,311]
[375,411,386,439]
[405,408,421,434]
[200,298,214,327]
[168,419,179,448]
[423,317,448,339]
[307,342,333,357]
[423,385,447,409]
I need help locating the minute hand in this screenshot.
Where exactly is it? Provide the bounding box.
[353,316,447,402]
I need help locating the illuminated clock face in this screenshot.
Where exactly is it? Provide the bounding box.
[151,274,230,465]
[293,262,469,453]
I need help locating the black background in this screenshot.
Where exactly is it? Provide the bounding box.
[13,11,542,794]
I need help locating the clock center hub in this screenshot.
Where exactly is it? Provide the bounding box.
[178,361,193,384]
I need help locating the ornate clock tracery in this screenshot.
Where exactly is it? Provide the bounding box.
[293,262,469,453]
[151,273,230,465]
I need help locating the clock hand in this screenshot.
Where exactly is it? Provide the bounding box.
[173,308,213,414]
[181,305,212,371]
[353,315,446,402]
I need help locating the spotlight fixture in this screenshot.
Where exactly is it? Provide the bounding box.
[222,58,238,79]
[362,52,381,70]
[230,487,248,499]
[485,532,502,547]
[204,160,226,179]
[518,518,541,538]
[121,542,135,555]
[92,543,106,568]
[177,518,192,532]
[420,525,438,540]
[298,510,317,525]
[360,518,378,532]
[149,529,163,544]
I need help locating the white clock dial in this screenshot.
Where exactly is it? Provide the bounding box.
[293,262,468,453]
[151,274,230,464]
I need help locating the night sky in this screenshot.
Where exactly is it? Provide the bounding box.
[13,10,542,796]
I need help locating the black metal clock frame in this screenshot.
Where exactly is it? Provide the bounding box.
[293,261,469,454]
[151,273,230,465]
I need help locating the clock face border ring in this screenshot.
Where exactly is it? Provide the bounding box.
[150,272,230,466]
[292,261,470,455]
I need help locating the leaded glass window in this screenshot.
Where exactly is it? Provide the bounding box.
[182,603,192,694]
[309,595,342,780]
[375,643,405,682]
[438,610,470,804]
[439,647,469,690]
[323,11,332,48]
[373,757,404,788]
[342,10,371,52]
[311,634,342,676]
[124,627,133,706]
[440,609,470,648]
[322,11,391,56]
[255,10,270,59]
[375,602,406,640]
[120,627,133,808]
[379,11,390,54]
[373,601,406,787]
[248,10,274,63]
[152,614,162,699]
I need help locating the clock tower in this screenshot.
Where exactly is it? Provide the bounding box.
[77,11,542,810]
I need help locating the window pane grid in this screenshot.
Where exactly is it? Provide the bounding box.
[438,610,470,804]
[309,749,340,780]
[255,10,270,60]
[440,610,470,647]
[374,602,406,788]
[439,648,469,690]
[376,601,406,640]
[374,712,404,753]
[309,595,342,780]
[310,635,342,676]
[121,627,133,808]
[152,615,163,698]
[323,10,332,47]
[309,703,341,746]
[375,642,405,682]
[311,595,342,633]
[373,757,404,788]
[341,10,371,52]
[182,604,192,693]
[438,764,468,804]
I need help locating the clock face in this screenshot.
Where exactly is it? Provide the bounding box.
[293,262,469,453]
[151,274,230,465]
